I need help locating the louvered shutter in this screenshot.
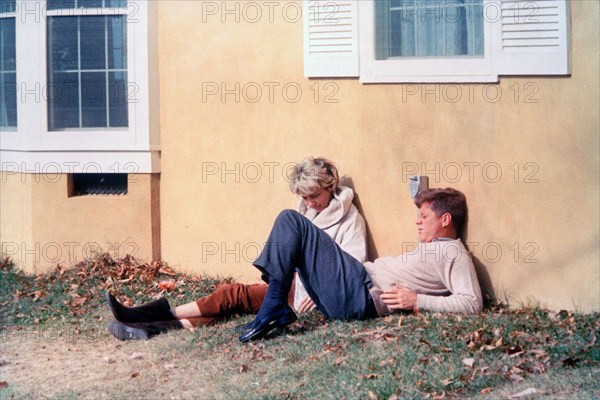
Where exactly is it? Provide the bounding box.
[303,0,359,77]
[494,0,570,75]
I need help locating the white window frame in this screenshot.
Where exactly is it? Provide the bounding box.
[0,2,17,130]
[359,0,495,83]
[0,0,159,173]
[304,0,570,83]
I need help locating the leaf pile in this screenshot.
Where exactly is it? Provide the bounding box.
[0,255,233,327]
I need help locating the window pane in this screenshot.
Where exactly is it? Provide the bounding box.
[49,17,78,71]
[0,0,16,13]
[376,0,484,59]
[49,72,80,129]
[109,71,128,127]
[78,0,104,8]
[0,17,15,70]
[108,15,127,69]
[47,1,127,10]
[0,16,16,128]
[81,72,107,127]
[80,17,106,70]
[47,1,76,10]
[48,15,128,129]
[106,0,127,8]
[0,72,16,126]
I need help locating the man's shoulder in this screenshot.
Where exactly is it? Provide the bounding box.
[416,240,472,263]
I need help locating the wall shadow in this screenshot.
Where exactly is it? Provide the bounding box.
[340,176,379,261]
[462,206,495,309]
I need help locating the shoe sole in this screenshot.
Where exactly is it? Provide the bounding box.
[239,314,297,343]
[107,321,149,341]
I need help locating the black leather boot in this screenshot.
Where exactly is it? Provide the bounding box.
[106,292,176,323]
[107,320,183,341]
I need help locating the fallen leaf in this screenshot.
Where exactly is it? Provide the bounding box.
[511,366,525,375]
[159,280,175,291]
[432,391,446,399]
[130,372,139,379]
[531,360,547,374]
[239,365,248,373]
[0,381,7,389]
[335,356,349,366]
[27,290,45,301]
[368,390,378,400]
[129,352,144,360]
[509,374,524,382]
[480,387,493,394]
[511,388,538,398]
[379,358,395,367]
[71,295,87,308]
[462,358,475,368]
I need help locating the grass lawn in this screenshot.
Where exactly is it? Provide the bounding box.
[1,255,598,399]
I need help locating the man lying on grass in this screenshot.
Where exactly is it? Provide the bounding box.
[239,187,483,342]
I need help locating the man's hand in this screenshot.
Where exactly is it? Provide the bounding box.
[380,283,417,311]
[296,296,316,313]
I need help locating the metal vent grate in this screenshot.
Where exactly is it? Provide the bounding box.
[70,173,128,196]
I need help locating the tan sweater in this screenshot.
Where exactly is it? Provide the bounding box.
[364,239,483,316]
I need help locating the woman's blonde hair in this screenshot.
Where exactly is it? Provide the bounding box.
[289,157,339,195]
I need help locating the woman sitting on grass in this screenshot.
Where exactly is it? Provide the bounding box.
[106,156,368,340]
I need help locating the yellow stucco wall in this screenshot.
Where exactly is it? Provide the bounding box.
[0,173,156,272]
[1,1,597,313]
[158,1,599,312]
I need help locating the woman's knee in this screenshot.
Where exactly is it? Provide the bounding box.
[275,209,306,229]
[277,209,301,221]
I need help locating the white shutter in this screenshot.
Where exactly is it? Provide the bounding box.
[303,1,359,77]
[494,0,570,75]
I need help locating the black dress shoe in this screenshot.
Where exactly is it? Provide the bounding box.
[239,306,297,342]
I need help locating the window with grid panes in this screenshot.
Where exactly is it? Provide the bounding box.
[47,0,128,129]
[0,0,16,128]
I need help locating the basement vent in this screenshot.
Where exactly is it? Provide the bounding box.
[69,173,128,196]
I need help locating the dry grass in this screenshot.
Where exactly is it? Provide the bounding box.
[1,256,599,399]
